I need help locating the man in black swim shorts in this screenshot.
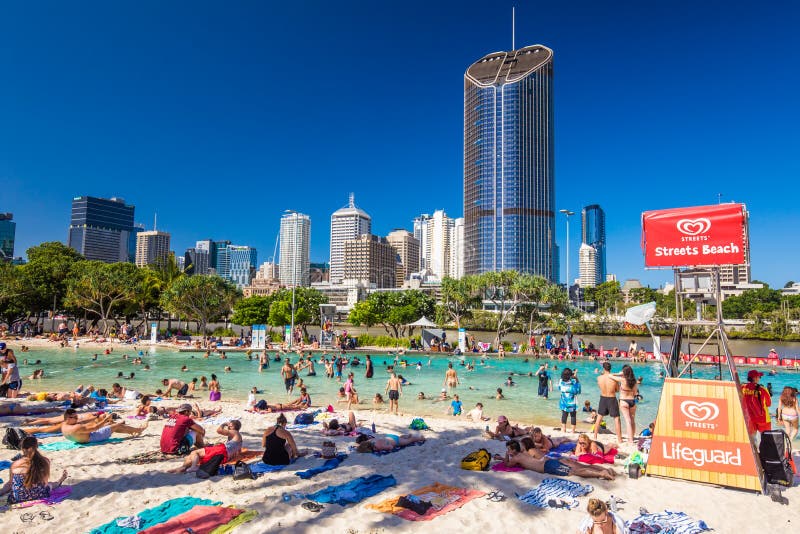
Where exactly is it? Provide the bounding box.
[593,361,622,443]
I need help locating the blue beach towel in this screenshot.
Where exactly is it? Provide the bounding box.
[517,478,593,509]
[40,438,124,451]
[90,496,221,534]
[295,453,347,480]
[0,460,11,470]
[305,474,396,506]
[33,432,62,439]
[627,510,711,534]
[249,461,291,474]
[372,440,425,456]
[287,422,320,430]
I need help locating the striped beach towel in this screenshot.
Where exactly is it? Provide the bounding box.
[627,510,710,534]
[517,478,593,509]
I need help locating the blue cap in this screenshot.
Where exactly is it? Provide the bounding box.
[0,342,6,350]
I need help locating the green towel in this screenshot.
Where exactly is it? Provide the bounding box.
[90,496,222,534]
[40,438,124,451]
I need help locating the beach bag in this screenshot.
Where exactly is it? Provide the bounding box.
[759,429,795,487]
[294,412,315,425]
[196,454,225,479]
[233,460,255,480]
[461,448,491,471]
[321,440,337,459]
[409,418,429,431]
[2,427,27,450]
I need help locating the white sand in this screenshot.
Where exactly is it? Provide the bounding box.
[1,398,798,533]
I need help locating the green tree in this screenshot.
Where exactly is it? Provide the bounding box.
[722,287,781,318]
[349,300,379,329]
[160,275,241,335]
[628,286,658,305]
[474,270,522,345]
[24,242,85,315]
[353,290,434,338]
[64,261,141,333]
[439,275,481,328]
[231,295,274,326]
[0,263,32,326]
[264,288,327,337]
[586,281,623,316]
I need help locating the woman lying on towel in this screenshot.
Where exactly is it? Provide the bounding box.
[168,421,243,473]
[355,432,425,453]
[0,436,68,504]
[322,411,357,435]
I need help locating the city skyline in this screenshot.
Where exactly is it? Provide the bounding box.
[3,2,799,288]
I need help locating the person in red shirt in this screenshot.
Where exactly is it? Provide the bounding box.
[160,404,205,454]
[741,369,772,439]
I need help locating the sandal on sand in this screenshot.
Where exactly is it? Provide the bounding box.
[21,512,35,523]
[547,499,570,509]
[486,490,506,502]
[302,501,323,512]
[39,511,54,521]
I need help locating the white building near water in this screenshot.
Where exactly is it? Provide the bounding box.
[413,210,463,280]
[280,212,311,287]
[579,242,598,288]
[329,194,371,285]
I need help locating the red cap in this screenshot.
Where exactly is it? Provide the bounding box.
[747,369,763,380]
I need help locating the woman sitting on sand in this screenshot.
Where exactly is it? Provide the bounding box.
[0,436,67,504]
[355,432,425,453]
[261,413,306,465]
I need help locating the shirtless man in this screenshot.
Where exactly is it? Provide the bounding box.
[281,358,297,397]
[61,409,147,444]
[259,351,269,372]
[385,372,402,415]
[161,378,189,398]
[20,412,102,435]
[593,362,622,443]
[443,362,459,394]
[497,440,615,480]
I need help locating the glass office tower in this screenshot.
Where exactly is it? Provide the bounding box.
[0,213,15,260]
[581,204,606,285]
[67,196,135,263]
[464,45,556,280]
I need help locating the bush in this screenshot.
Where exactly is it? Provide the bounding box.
[355,334,412,348]
[212,327,237,337]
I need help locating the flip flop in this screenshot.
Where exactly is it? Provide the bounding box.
[39,511,54,521]
[486,490,506,502]
[301,501,323,512]
[20,512,35,523]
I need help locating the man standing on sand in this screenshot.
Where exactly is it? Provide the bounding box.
[444,362,459,394]
[593,361,622,443]
[535,363,552,399]
[741,369,772,442]
[386,372,402,415]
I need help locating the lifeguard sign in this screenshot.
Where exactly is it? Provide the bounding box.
[641,203,763,492]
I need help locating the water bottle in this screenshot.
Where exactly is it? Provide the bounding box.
[485,425,490,433]
[609,495,618,512]
[371,421,376,433]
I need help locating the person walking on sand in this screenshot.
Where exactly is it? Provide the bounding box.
[444,362,459,394]
[593,362,622,443]
[386,372,402,415]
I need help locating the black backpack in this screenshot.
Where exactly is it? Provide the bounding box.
[2,428,28,450]
[196,454,225,479]
[759,429,796,487]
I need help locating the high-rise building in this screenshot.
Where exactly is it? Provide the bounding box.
[175,254,185,271]
[449,217,464,279]
[183,248,209,275]
[386,229,420,288]
[578,243,598,288]
[330,194,371,284]
[309,263,330,284]
[720,207,751,285]
[343,234,396,288]
[135,230,171,267]
[581,204,606,285]
[213,240,232,279]
[414,210,458,280]
[413,214,431,271]
[463,45,556,280]
[228,245,258,288]
[0,213,15,261]
[257,261,279,281]
[195,239,216,274]
[67,196,135,263]
[280,212,311,287]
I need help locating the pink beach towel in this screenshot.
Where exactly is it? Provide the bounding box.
[138,505,242,534]
[395,488,485,521]
[11,486,72,509]
[577,448,617,465]
[491,462,524,472]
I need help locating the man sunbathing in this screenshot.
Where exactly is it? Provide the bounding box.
[168,421,243,473]
[496,440,616,480]
[61,409,147,444]
[20,412,103,435]
[355,432,425,453]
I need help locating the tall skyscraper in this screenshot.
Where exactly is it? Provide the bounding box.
[280,212,311,287]
[578,243,598,288]
[183,247,209,275]
[135,230,171,267]
[581,204,606,285]
[449,217,465,279]
[343,234,396,288]
[414,210,459,280]
[213,240,232,278]
[329,194,371,284]
[463,45,556,280]
[67,196,136,263]
[386,229,420,288]
[0,213,15,261]
[195,239,216,274]
[228,245,258,288]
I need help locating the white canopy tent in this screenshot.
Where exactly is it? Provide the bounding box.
[406,317,444,350]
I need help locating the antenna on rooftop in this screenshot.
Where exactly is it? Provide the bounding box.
[153,213,157,231]
[512,6,515,50]
[349,192,355,208]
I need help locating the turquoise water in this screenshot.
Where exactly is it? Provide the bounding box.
[13,346,800,427]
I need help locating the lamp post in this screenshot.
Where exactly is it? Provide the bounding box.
[284,210,299,349]
[559,209,575,300]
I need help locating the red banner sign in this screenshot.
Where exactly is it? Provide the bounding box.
[641,204,746,267]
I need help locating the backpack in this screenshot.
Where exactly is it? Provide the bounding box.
[461,448,491,471]
[196,454,225,479]
[294,412,315,425]
[409,418,429,431]
[233,460,256,480]
[759,429,796,487]
[2,427,28,450]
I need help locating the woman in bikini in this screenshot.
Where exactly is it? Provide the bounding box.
[0,436,67,504]
[486,415,528,440]
[613,365,638,444]
[577,498,625,534]
[322,411,357,435]
[355,432,425,453]
[778,386,799,441]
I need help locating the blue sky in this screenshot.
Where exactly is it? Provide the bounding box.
[1,0,798,288]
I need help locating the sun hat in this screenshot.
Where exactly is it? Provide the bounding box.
[178,403,193,413]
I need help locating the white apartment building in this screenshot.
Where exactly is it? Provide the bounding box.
[329,194,371,285]
[279,212,311,287]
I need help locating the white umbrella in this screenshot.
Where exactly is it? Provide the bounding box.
[406,316,437,328]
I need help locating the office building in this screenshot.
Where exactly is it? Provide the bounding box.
[175,254,185,271]
[257,261,279,281]
[135,230,171,268]
[280,212,311,287]
[414,210,459,280]
[67,196,136,263]
[581,204,606,285]
[343,234,396,288]
[195,239,216,274]
[464,45,556,280]
[183,247,209,275]
[309,263,330,284]
[720,207,751,285]
[449,217,464,279]
[213,240,232,279]
[386,229,420,288]
[228,245,258,288]
[330,194,371,284]
[578,243,598,288]
[0,213,15,261]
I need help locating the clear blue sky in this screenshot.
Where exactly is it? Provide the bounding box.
[2,0,798,288]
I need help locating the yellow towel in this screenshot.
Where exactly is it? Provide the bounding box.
[366,483,462,514]
[209,509,257,534]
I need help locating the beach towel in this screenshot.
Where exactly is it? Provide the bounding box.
[286,422,320,430]
[306,474,397,506]
[199,416,231,427]
[8,486,72,509]
[249,461,290,474]
[90,497,221,534]
[0,460,10,470]
[578,448,617,465]
[372,440,425,456]
[224,449,262,465]
[517,478,593,509]
[627,510,711,534]
[40,438,124,451]
[367,483,485,521]
[138,505,242,534]
[295,453,347,480]
[490,462,524,472]
[209,509,258,533]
